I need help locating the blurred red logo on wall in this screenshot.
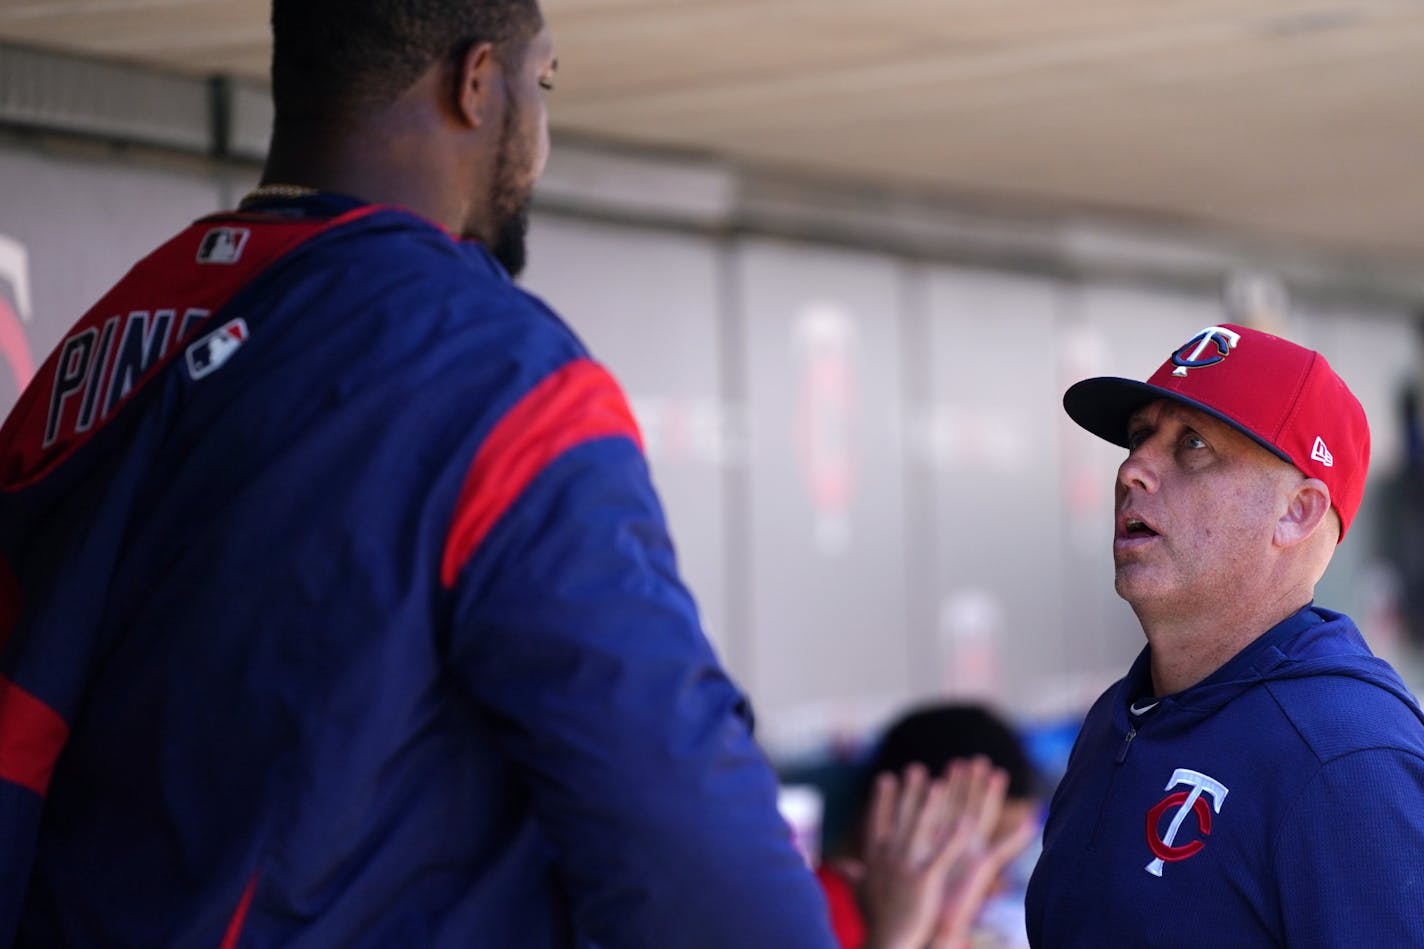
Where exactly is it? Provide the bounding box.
[0,235,37,413]
[793,304,860,554]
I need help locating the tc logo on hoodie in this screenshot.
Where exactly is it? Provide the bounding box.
[1145,768,1230,877]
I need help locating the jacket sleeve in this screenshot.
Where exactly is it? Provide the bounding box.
[445,432,836,948]
[1273,747,1424,945]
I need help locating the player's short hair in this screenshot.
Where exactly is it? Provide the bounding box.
[861,704,1039,804]
[271,0,543,121]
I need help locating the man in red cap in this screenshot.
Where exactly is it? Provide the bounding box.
[1025,324,1424,947]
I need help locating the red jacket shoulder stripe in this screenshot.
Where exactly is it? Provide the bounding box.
[440,358,643,589]
[0,676,69,797]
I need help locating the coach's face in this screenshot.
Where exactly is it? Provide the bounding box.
[1112,399,1295,623]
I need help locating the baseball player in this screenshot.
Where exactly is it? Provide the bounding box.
[0,1,840,945]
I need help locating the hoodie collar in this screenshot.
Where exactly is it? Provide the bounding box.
[1121,604,1343,718]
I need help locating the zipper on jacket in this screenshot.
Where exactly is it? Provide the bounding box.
[1090,725,1139,849]
[1115,727,1137,764]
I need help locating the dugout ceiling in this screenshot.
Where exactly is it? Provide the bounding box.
[3,0,1424,268]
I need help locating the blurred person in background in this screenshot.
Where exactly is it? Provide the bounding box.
[1027,324,1424,946]
[0,1,843,945]
[1376,383,1424,650]
[819,705,1040,949]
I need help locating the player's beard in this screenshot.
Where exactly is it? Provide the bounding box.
[486,100,534,278]
[490,202,530,278]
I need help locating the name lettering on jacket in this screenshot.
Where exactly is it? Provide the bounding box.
[44,307,209,448]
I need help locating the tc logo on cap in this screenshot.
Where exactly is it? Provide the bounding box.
[1171,325,1242,377]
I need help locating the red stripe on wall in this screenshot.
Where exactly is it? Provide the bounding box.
[0,676,69,796]
[217,872,260,949]
[0,298,36,395]
[440,359,643,588]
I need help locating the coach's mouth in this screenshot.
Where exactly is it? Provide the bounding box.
[1116,513,1160,547]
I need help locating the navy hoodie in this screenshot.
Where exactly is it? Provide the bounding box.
[1026,606,1424,947]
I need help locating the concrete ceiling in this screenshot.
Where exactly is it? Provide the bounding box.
[3,0,1424,266]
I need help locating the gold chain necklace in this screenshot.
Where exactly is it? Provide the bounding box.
[238,183,319,208]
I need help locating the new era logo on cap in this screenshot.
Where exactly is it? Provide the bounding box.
[1063,323,1370,540]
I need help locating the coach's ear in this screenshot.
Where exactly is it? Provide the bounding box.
[1275,477,1332,548]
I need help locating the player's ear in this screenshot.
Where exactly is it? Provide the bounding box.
[451,40,502,130]
[1274,476,1331,548]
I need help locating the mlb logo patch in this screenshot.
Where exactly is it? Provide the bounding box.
[186,318,249,380]
[196,227,250,264]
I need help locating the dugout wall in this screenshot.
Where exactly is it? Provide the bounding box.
[2,41,1420,757]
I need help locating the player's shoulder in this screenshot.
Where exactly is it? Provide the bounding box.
[319,208,564,314]
[1263,668,1424,765]
[289,207,589,374]
[262,206,629,450]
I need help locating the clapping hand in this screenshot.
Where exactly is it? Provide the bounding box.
[849,756,1036,949]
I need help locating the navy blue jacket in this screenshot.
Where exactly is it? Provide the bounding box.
[1026,606,1424,947]
[0,196,834,948]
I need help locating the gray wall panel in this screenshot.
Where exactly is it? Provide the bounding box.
[735,239,911,746]
[916,267,1068,712]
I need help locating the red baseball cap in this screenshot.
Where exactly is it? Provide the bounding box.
[1063,323,1370,540]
